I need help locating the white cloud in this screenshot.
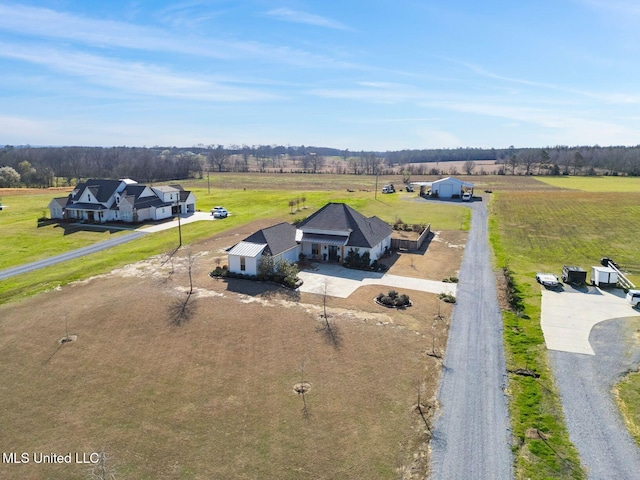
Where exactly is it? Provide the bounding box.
[0,3,356,69]
[265,8,352,30]
[0,43,278,102]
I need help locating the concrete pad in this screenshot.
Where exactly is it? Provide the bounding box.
[297,263,457,298]
[541,287,636,355]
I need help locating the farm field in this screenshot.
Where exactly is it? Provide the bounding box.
[490,178,640,478]
[0,217,461,479]
[0,183,468,304]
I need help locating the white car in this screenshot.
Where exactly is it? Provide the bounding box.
[536,272,559,288]
[626,290,640,307]
[213,208,228,218]
[462,192,472,202]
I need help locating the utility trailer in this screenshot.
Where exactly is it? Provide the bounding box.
[590,266,618,288]
[561,266,587,285]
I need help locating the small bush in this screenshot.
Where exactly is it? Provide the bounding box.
[376,290,411,308]
[438,292,456,304]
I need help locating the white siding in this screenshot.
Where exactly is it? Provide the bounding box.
[228,254,258,276]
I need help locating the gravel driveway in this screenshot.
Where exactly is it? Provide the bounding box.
[542,285,640,479]
[429,201,513,479]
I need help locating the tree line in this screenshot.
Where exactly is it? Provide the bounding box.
[1,143,639,188]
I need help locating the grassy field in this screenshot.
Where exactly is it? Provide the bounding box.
[536,175,640,192]
[489,176,640,479]
[0,184,468,304]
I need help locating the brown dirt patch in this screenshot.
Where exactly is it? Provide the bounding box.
[0,219,464,479]
[381,230,467,281]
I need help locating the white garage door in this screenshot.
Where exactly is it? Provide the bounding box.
[439,184,454,198]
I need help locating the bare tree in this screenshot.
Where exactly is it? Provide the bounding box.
[507,154,519,175]
[168,249,196,326]
[297,361,311,422]
[518,150,537,175]
[319,280,340,348]
[463,160,476,175]
[208,145,229,172]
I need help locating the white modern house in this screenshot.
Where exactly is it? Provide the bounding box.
[296,202,392,263]
[48,178,196,223]
[227,203,393,275]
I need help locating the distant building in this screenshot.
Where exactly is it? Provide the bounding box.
[411,176,474,199]
[48,178,196,223]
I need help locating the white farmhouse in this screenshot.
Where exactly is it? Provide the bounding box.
[48,178,196,223]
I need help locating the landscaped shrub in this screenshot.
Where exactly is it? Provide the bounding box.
[376,290,411,308]
[209,257,301,289]
[438,292,456,304]
[344,250,372,270]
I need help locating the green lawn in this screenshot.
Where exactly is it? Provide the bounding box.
[0,185,468,304]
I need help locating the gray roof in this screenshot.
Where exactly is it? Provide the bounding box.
[297,203,392,249]
[50,197,67,208]
[71,179,123,204]
[122,185,171,209]
[242,222,299,256]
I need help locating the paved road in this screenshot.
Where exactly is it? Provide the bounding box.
[0,232,146,281]
[429,201,513,479]
[0,212,215,281]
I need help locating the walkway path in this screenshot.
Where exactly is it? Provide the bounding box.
[297,263,457,298]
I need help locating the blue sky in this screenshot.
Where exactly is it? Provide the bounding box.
[1,0,640,150]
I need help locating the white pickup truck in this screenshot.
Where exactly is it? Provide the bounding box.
[626,290,640,307]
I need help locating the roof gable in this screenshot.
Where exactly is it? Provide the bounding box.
[297,203,392,248]
[72,179,124,204]
[243,222,298,256]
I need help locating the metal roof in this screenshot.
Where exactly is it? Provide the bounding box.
[301,233,348,246]
[228,241,267,257]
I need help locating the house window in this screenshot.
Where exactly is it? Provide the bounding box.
[311,243,319,256]
[240,256,246,271]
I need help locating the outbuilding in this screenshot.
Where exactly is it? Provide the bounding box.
[430,177,474,199]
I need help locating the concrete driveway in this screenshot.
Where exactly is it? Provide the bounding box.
[297,263,457,298]
[541,286,636,354]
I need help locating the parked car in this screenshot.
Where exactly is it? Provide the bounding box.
[211,206,227,218]
[213,208,228,218]
[626,289,640,307]
[536,272,559,288]
[382,184,395,194]
[462,192,472,202]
